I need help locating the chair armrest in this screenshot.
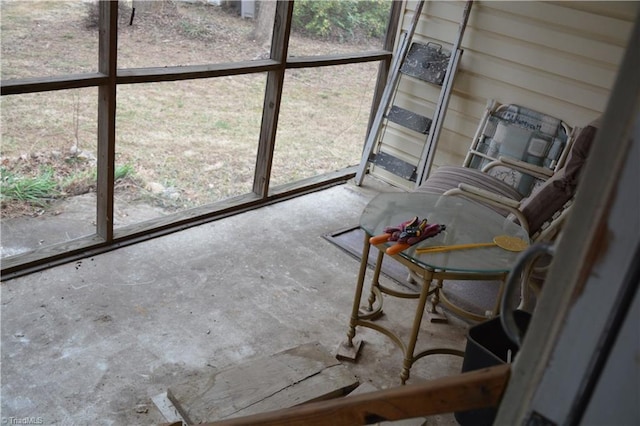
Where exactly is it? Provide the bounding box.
[534,200,574,243]
[449,183,521,208]
[482,156,555,180]
[444,183,530,234]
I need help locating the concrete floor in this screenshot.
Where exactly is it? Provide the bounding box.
[1,178,471,425]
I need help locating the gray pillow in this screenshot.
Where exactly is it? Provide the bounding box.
[520,120,600,235]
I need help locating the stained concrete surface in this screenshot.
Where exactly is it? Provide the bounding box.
[1,178,469,425]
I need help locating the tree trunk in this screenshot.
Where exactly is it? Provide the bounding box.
[252,1,276,47]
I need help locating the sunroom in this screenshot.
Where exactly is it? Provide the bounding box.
[1,1,638,424]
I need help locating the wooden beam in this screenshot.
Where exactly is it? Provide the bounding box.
[201,364,511,426]
[0,171,353,281]
[116,60,279,84]
[252,1,294,197]
[96,0,118,241]
[0,73,107,95]
[286,51,390,68]
[366,0,403,133]
[117,52,391,84]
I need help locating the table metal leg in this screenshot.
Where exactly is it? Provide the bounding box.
[427,278,448,323]
[400,271,433,384]
[335,231,371,361]
[490,276,507,318]
[336,234,466,374]
[363,249,385,317]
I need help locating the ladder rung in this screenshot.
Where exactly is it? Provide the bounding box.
[400,42,450,85]
[370,151,418,182]
[386,105,432,134]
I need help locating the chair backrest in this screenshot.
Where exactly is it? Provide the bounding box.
[519,118,600,239]
[464,102,572,197]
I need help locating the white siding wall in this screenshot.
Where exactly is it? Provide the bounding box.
[371,0,638,189]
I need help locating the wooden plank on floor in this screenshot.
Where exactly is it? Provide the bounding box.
[167,341,359,424]
[152,392,188,424]
[202,364,512,426]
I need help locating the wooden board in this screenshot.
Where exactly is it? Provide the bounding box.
[167,342,359,425]
[204,364,511,426]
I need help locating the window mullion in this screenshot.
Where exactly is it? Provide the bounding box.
[252,1,294,197]
[96,0,118,240]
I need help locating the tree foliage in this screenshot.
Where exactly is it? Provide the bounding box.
[292,0,390,41]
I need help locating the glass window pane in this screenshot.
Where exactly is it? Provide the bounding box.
[271,63,379,188]
[288,0,391,57]
[115,75,266,222]
[1,89,98,258]
[0,1,98,80]
[118,1,275,68]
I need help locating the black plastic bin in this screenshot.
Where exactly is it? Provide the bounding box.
[454,310,531,426]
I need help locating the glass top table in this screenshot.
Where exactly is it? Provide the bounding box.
[360,192,529,273]
[337,192,529,384]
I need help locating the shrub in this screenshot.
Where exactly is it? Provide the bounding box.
[292,0,390,41]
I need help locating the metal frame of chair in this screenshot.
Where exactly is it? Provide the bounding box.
[461,100,573,198]
[443,121,600,310]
